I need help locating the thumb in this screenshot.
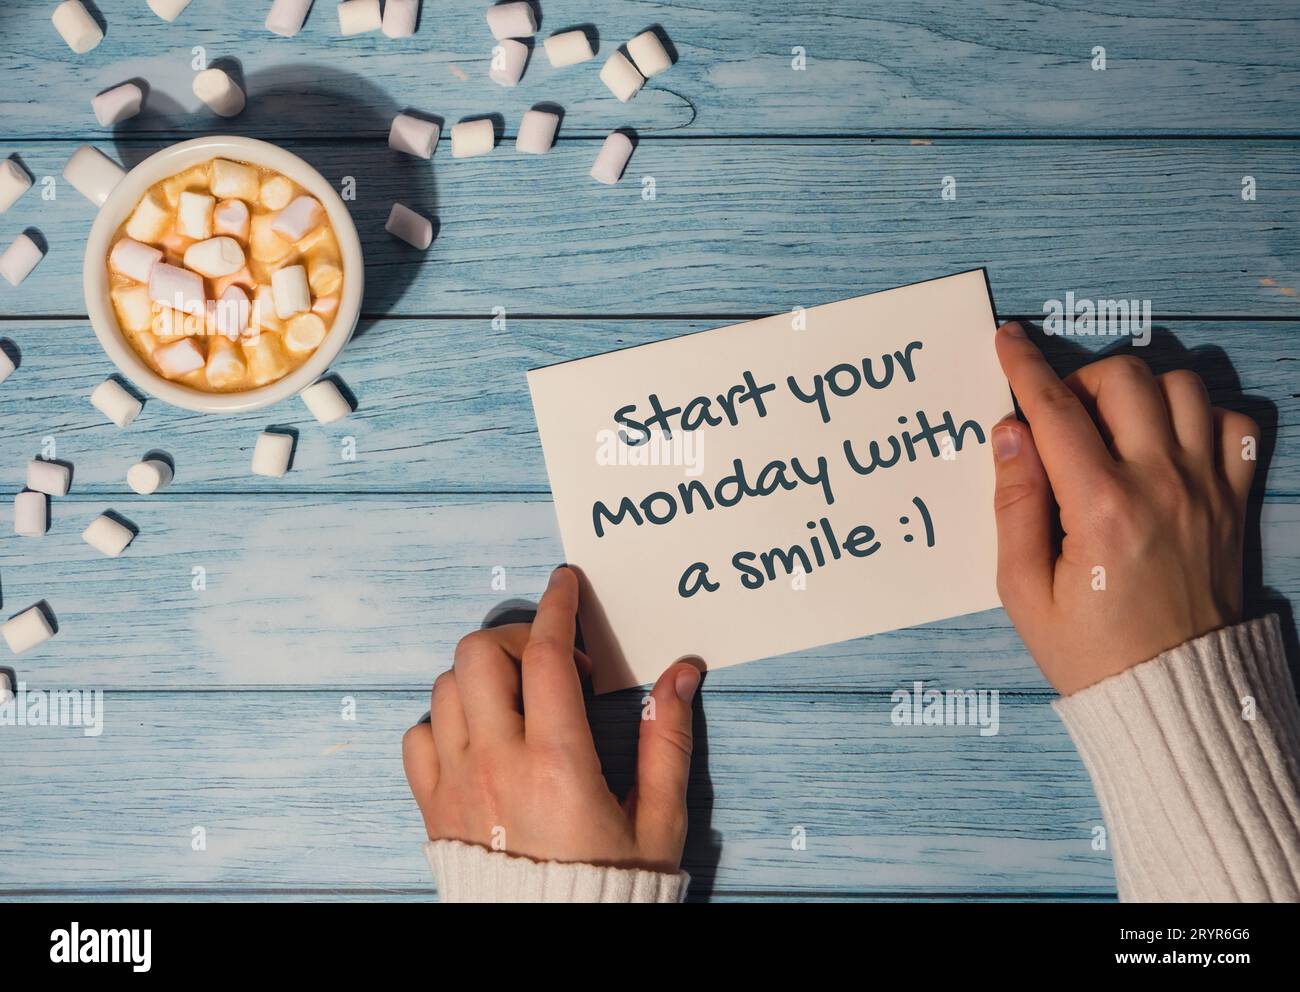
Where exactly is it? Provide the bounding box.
[633,660,700,863]
[991,416,1056,615]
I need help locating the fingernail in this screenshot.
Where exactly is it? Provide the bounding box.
[1001,321,1026,339]
[674,666,700,704]
[992,425,1021,461]
[551,563,569,581]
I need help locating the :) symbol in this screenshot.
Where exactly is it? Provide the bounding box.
[899,496,935,547]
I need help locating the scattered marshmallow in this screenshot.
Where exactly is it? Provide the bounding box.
[63,145,126,208]
[385,202,433,249]
[128,458,173,495]
[109,238,162,283]
[148,0,193,21]
[271,264,311,318]
[300,378,352,424]
[92,82,145,127]
[272,196,324,240]
[451,119,495,158]
[600,51,645,102]
[214,198,251,240]
[154,337,206,378]
[389,113,440,159]
[383,0,418,37]
[0,347,13,385]
[486,2,536,40]
[2,606,54,655]
[27,460,70,498]
[193,68,246,118]
[14,491,46,537]
[0,158,32,214]
[177,190,215,239]
[0,671,9,704]
[211,158,260,201]
[591,131,634,185]
[338,0,381,35]
[490,40,529,87]
[52,1,103,54]
[516,109,559,155]
[252,431,294,477]
[126,192,170,243]
[544,30,594,68]
[0,234,44,288]
[149,262,206,315]
[83,513,134,557]
[90,378,143,428]
[627,31,673,78]
[184,237,246,278]
[267,0,313,37]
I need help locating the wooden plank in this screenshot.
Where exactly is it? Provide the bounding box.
[0,690,1117,896]
[1,1,1297,137]
[2,140,1299,318]
[1,319,1296,494]
[1,494,1294,691]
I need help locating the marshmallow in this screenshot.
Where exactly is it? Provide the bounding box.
[600,51,645,102]
[126,192,170,243]
[451,119,495,159]
[284,313,327,352]
[110,238,163,283]
[63,145,126,208]
[27,460,70,497]
[214,199,251,240]
[184,237,246,278]
[249,214,292,263]
[486,2,535,40]
[0,158,33,213]
[112,284,154,332]
[14,491,46,537]
[260,175,295,210]
[307,257,342,295]
[90,378,143,427]
[252,431,294,477]
[148,0,193,21]
[206,334,247,385]
[211,159,260,201]
[385,202,433,249]
[489,40,529,87]
[193,68,246,117]
[272,196,324,241]
[383,0,418,37]
[178,190,215,239]
[83,513,135,557]
[267,0,313,37]
[516,109,559,154]
[0,234,43,287]
[149,262,206,315]
[591,132,634,185]
[2,606,54,655]
[544,30,594,68]
[209,285,251,338]
[0,347,13,385]
[245,333,290,384]
[92,83,145,127]
[338,0,381,35]
[252,284,282,332]
[154,337,206,378]
[127,458,173,495]
[300,378,352,424]
[52,1,102,54]
[627,31,673,78]
[389,113,440,159]
[271,265,311,318]
[312,295,339,318]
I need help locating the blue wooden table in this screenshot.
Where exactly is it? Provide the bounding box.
[0,0,1297,902]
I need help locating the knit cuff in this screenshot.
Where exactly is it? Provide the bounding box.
[424,839,690,903]
[1053,615,1300,902]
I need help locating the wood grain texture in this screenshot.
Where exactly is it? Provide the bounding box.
[2,140,1300,318]
[1,494,1295,691]
[1,319,1296,495]
[1,1,1297,137]
[0,690,1116,898]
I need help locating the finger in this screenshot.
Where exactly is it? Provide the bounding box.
[453,630,524,742]
[402,722,440,836]
[990,417,1056,615]
[1156,370,1214,461]
[1214,408,1259,508]
[1064,355,1176,463]
[994,323,1115,500]
[634,661,700,866]
[429,670,469,754]
[466,622,595,683]
[522,566,593,750]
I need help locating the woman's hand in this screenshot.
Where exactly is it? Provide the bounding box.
[990,322,1258,696]
[402,565,701,873]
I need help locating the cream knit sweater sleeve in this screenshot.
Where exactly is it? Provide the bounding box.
[1053,614,1300,901]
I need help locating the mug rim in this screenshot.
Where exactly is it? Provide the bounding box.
[83,135,364,414]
